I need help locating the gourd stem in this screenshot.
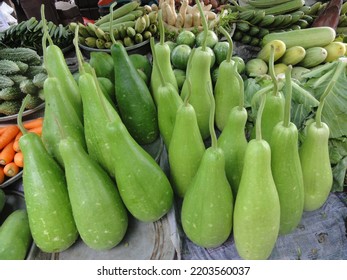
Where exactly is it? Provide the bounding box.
[269,45,279,97]
[218,26,233,63]
[207,82,218,149]
[316,60,346,127]
[150,37,166,86]
[196,0,207,51]
[283,65,293,128]
[73,25,85,75]
[41,5,53,46]
[109,2,117,44]
[256,92,267,141]
[235,66,244,109]
[17,95,30,135]
[250,83,273,109]
[159,10,165,45]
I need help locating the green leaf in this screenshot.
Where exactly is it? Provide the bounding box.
[332,156,347,192]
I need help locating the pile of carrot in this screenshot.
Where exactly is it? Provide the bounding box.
[0,117,43,185]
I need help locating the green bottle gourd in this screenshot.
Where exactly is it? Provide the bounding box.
[59,137,128,250]
[253,45,285,142]
[109,7,158,145]
[180,0,213,140]
[299,60,346,211]
[168,79,206,198]
[105,120,174,222]
[18,96,78,253]
[233,93,280,260]
[150,10,178,105]
[181,82,233,248]
[0,209,32,260]
[217,66,247,198]
[41,7,82,122]
[41,77,86,168]
[214,26,242,131]
[150,37,183,149]
[270,66,304,235]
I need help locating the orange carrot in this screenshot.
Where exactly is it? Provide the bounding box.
[23,117,44,130]
[0,140,15,165]
[13,126,42,152]
[0,127,7,135]
[0,166,4,184]
[0,125,19,150]
[3,162,20,177]
[14,152,23,168]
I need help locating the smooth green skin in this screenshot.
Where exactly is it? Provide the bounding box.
[151,43,178,105]
[215,62,242,131]
[234,139,280,260]
[59,138,128,250]
[79,72,121,178]
[181,48,213,140]
[97,77,117,109]
[0,209,32,260]
[181,147,233,248]
[112,42,159,145]
[270,122,304,235]
[217,106,248,198]
[45,45,82,121]
[106,121,173,222]
[0,189,5,213]
[299,122,332,211]
[42,77,86,168]
[157,83,183,148]
[253,92,285,142]
[168,103,205,198]
[19,133,78,253]
[89,51,114,82]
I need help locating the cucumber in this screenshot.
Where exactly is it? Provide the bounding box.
[0,209,32,260]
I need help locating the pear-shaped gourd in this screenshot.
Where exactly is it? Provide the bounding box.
[214,26,242,131]
[270,66,304,235]
[150,10,178,105]
[18,96,78,253]
[168,81,205,198]
[42,77,86,168]
[181,82,233,248]
[217,66,247,197]
[105,120,173,222]
[180,1,212,140]
[299,60,346,211]
[59,137,128,250]
[150,37,183,148]
[233,94,280,260]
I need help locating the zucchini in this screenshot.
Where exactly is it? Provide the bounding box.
[262,27,336,49]
[299,47,328,68]
[0,209,32,260]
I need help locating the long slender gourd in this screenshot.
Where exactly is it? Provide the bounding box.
[233,93,280,260]
[0,209,32,260]
[168,79,205,198]
[41,7,82,122]
[214,26,242,131]
[299,60,346,211]
[181,81,233,248]
[270,66,304,235]
[180,0,213,140]
[110,4,158,145]
[150,10,178,105]
[59,137,128,250]
[18,96,78,253]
